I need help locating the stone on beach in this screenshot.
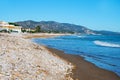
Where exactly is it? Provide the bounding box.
[0,33,74,80]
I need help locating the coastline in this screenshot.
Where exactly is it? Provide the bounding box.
[0,33,120,80]
[27,33,120,80]
[45,46,120,80]
[22,33,71,39]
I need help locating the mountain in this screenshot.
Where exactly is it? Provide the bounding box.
[15,20,120,35]
[15,20,95,34]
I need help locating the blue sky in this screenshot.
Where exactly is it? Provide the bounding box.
[0,0,120,32]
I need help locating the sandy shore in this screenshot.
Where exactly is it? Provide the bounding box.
[22,33,70,39]
[0,33,120,80]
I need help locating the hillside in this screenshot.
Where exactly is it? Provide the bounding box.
[15,20,120,35]
[15,20,95,34]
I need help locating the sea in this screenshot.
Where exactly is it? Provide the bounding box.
[32,34,120,76]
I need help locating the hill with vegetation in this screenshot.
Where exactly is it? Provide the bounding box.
[15,20,120,35]
[15,20,95,34]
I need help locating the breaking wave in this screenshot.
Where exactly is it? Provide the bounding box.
[77,35,85,38]
[94,40,120,48]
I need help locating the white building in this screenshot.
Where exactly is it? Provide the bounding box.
[0,21,22,33]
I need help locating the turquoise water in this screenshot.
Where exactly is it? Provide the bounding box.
[32,34,120,76]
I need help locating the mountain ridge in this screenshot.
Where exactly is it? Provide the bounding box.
[15,20,95,34]
[15,20,120,35]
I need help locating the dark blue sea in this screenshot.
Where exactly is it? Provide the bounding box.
[32,34,120,76]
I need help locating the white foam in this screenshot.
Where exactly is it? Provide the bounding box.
[94,40,120,48]
[77,35,85,38]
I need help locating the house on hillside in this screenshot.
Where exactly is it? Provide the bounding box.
[0,21,22,33]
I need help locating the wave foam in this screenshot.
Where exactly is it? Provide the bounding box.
[94,40,120,48]
[77,36,85,38]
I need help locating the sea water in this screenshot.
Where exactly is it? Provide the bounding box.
[32,34,120,76]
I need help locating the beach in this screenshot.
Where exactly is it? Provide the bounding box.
[0,33,73,80]
[22,33,71,39]
[0,33,120,80]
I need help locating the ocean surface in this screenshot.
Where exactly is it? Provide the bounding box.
[32,34,120,76]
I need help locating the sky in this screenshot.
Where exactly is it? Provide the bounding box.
[0,0,120,32]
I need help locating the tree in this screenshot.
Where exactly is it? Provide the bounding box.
[21,28,26,33]
[9,22,19,26]
[35,26,41,33]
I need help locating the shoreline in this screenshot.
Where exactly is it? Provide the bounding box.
[22,33,71,39]
[26,33,120,80]
[0,33,120,80]
[44,46,120,80]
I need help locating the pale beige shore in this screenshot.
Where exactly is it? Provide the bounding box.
[0,33,73,80]
[22,33,71,39]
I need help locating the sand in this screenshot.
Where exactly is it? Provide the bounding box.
[22,33,70,39]
[0,33,120,80]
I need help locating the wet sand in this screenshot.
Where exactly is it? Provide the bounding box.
[44,45,120,80]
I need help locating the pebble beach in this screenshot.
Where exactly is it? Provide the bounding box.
[0,33,120,80]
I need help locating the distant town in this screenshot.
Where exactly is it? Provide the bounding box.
[0,21,22,33]
[0,21,40,33]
